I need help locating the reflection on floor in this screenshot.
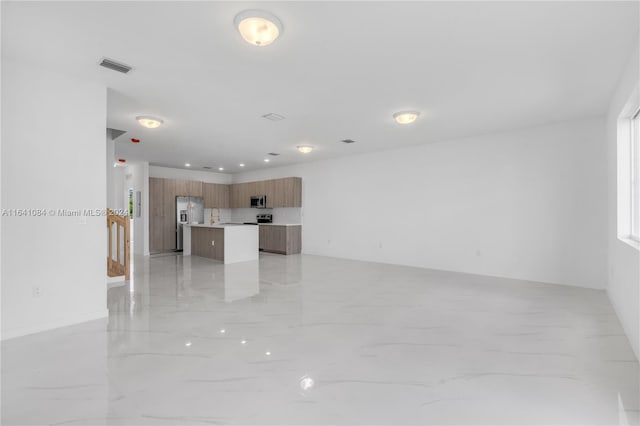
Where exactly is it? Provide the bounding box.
[2,254,639,425]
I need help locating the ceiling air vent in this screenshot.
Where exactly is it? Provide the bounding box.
[341,139,356,144]
[267,152,280,156]
[261,113,285,122]
[202,166,212,170]
[99,57,133,74]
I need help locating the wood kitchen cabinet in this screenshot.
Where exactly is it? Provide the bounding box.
[230,182,252,208]
[191,227,225,261]
[150,176,302,252]
[230,183,244,208]
[149,177,178,252]
[162,178,176,250]
[203,183,229,208]
[175,179,202,197]
[149,178,164,252]
[259,225,301,255]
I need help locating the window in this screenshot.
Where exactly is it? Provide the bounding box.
[617,86,640,250]
[631,109,640,242]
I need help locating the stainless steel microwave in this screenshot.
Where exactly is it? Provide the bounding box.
[250,195,267,209]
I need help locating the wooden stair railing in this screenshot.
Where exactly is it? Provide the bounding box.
[107,209,130,280]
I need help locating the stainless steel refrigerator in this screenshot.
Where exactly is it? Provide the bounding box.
[176,196,204,251]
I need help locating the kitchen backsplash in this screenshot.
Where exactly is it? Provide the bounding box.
[203,208,302,225]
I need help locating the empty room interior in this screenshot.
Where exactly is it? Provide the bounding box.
[2,1,640,425]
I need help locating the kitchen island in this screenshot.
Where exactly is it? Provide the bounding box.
[183,224,258,264]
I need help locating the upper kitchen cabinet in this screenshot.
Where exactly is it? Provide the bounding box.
[230,177,300,208]
[265,177,301,208]
[174,179,202,197]
[203,183,230,208]
[283,177,302,207]
[230,183,250,208]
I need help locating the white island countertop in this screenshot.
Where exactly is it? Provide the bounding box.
[187,223,256,229]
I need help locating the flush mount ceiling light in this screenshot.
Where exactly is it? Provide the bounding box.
[234,10,283,47]
[297,145,313,154]
[136,115,164,129]
[393,111,420,125]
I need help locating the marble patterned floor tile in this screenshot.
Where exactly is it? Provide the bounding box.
[2,254,638,425]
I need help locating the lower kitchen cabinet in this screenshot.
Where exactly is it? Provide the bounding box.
[259,225,301,255]
[191,227,225,261]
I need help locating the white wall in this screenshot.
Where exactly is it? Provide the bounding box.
[149,165,231,184]
[1,59,108,339]
[606,43,640,360]
[234,118,607,290]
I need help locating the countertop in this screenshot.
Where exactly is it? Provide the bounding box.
[185,223,257,229]
[186,223,301,228]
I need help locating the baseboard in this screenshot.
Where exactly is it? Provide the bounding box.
[1,309,109,341]
[606,289,640,362]
[301,250,606,290]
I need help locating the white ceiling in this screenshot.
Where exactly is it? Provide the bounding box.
[4,1,638,173]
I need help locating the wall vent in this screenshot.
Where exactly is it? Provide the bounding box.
[261,113,285,121]
[99,57,133,74]
[267,152,280,156]
[341,139,356,144]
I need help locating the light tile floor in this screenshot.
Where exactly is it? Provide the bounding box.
[2,254,639,425]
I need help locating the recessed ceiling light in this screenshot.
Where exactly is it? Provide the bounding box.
[262,113,285,121]
[393,111,420,125]
[185,163,191,167]
[264,158,270,163]
[234,10,283,47]
[239,163,245,167]
[218,167,224,171]
[136,115,164,129]
[297,145,313,154]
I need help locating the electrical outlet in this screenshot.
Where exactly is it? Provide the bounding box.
[378,242,383,249]
[32,287,41,297]
[476,250,482,257]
